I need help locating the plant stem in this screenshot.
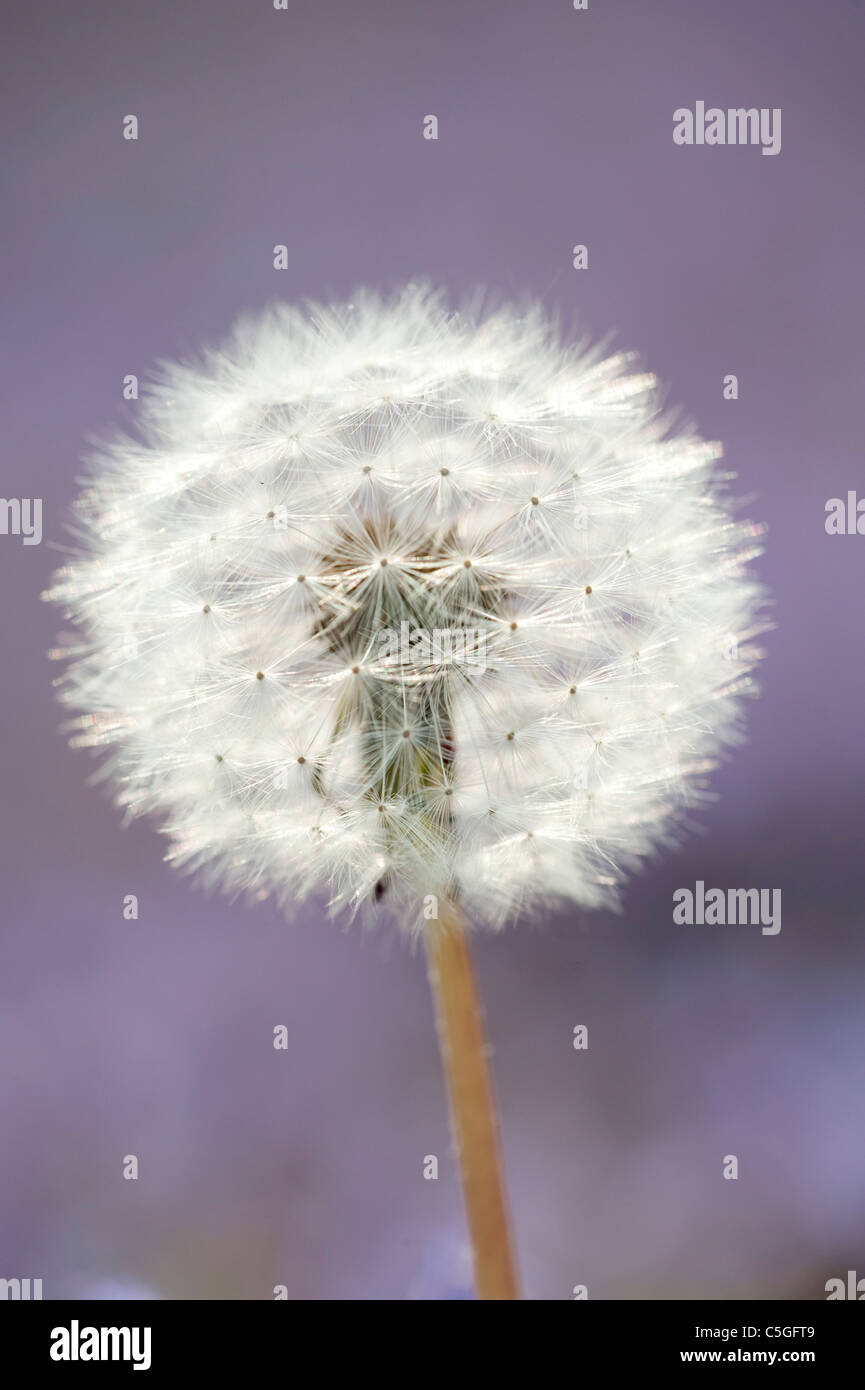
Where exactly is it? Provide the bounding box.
[424,903,520,1300]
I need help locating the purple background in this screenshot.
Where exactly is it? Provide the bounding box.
[1,0,863,1299]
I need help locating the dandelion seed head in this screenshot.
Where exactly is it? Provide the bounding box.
[45,284,766,930]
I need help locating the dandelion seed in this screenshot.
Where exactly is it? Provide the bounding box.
[44,285,767,1301]
[45,283,765,929]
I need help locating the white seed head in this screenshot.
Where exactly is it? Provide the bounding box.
[46,285,767,930]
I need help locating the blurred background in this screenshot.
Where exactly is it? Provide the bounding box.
[1,0,863,1299]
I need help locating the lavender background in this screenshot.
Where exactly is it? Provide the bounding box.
[1,0,863,1299]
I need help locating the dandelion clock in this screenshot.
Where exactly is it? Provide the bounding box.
[46,286,766,1299]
